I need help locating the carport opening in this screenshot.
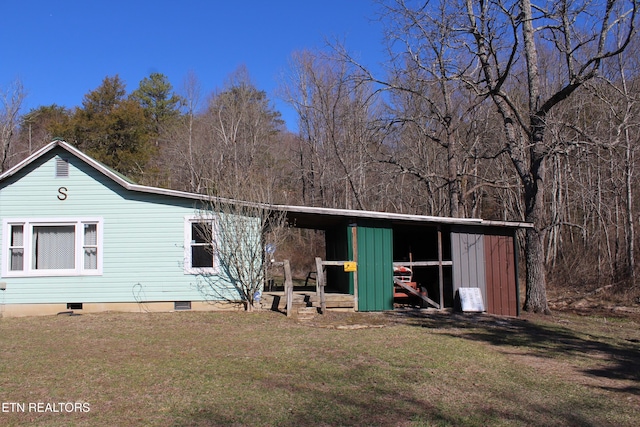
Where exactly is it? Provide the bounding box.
[265,228,327,291]
[393,225,453,309]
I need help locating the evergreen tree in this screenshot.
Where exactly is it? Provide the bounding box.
[20,104,72,152]
[59,75,155,181]
[130,72,183,136]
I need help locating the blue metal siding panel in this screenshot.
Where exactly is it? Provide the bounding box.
[0,149,239,304]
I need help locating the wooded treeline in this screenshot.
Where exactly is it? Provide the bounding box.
[2,0,638,310]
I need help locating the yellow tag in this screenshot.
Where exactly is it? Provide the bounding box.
[343,262,357,272]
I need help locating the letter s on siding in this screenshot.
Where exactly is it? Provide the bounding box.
[57,186,68,200]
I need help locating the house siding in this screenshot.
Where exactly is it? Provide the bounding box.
[0,148,235,306]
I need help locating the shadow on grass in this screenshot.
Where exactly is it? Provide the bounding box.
[173,392,446,427]
[170,379,537,427]
[169,368,606,427]
[386,310,640,388]
[168,312,632,427]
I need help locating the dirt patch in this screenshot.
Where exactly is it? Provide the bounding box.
[296,310,395,328]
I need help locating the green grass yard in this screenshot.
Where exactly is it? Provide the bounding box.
[0,309,638,426]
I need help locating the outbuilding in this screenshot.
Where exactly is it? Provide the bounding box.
[278,205,530,316]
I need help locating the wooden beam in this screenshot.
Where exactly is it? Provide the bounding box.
[393,261,453,267]
[393,278,440,309]
[321,260,348,266]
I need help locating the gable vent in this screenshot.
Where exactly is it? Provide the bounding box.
[56,157,69,177]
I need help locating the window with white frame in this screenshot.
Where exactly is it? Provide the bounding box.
[2,218,103,277]
[184,216,217,274]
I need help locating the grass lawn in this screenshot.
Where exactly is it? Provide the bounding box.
[0,309,638,426]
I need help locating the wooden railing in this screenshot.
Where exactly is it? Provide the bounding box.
[269,260,294,317]
[271,257,356,316]
[314,257,358,314]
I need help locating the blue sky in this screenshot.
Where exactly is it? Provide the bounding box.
[1,0,385,131]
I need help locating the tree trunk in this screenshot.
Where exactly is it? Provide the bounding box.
[523,212,550,313]
[447,135,461,218]
[522,116,550,314]
[624,127,635,283]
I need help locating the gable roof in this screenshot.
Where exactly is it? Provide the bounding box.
[0,140,532,229]
[0,140,211,201]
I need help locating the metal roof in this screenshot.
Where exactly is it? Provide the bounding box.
[0,140,533,230]
[272,204,532,229]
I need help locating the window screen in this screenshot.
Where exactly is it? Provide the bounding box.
[83,223,98,269]
[9,225,24,271]
[32,225,75,269]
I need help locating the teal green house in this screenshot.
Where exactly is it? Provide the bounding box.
[0,141,247,317]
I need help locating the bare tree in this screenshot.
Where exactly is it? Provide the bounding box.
[164,67,286,199]
[193,195,287,311]
[547,43,640,290]
[342,0,637,313]
[181,71,203,193]
[162,70,206,192]
[0,79,26,172]
[463,0,637,313]
[178,68,290,310]
[281,50,384,210]
[371,1,477,218]
[204,66,284,199]
[591,38,640,286]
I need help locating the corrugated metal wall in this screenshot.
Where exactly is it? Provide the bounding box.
[452,227,519,316]
[484,233,518,316]
[351,225,394,311]
[451,230,487,305]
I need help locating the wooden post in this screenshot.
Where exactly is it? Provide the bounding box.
[315,257,322,297]
[319,278,326,314]
[315,257,326,314]
[437,225,444,310]
[284,259,293,317]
